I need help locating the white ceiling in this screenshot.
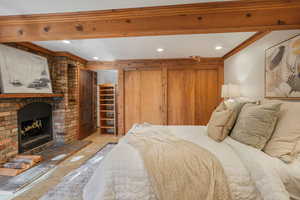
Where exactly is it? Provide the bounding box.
[0,0,231,16]
[34,32,255,61]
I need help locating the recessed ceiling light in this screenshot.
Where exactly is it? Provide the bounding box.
[215,46,223,50]
[157,48,164,52]
[62,40,71,44]
[93,57,99,60]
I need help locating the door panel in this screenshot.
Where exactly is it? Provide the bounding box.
[196,69,219,125]
[124,70,140,132]
[140,70,163,125]
[167,69,195,125]
[124,69,163,133]
[123,67,220,131]
[79,70,94,139]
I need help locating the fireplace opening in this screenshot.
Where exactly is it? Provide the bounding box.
[18,102,53,153]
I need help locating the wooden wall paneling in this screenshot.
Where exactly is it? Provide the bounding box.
[92,71,98,133]
[195,69,219,125]
[1,1,300,42]
[162,66,168,125]
[77,65,81,139]
[218,62,224,103]
[117,69,125,135]
[124,70,141,132]
[139,69,163,125]
[196,69,207,125]
[167,69,196,125]
[206,70,219,124]
[115,58,224,131]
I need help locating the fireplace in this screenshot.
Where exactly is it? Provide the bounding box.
[18,102,53,153]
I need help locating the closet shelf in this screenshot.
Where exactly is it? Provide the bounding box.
[101,126,115,129]
[99,84,117,136]
[100,94,114,96]
[101,118,114,120]
[100,110,114,112]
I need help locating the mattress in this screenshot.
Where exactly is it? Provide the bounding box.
[83,125,300,200]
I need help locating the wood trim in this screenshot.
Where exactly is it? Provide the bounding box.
[0,0,300,42]
[4,42,88,64]
[218,62,224,103]
[162,66,168,125]
[76,65,81,140]
[11,42,56,56]
[123,66,162,71]
[87,58,224,70]
[55,52,88,64]
[0,93,63,99]
[222,31,271,59]
[117,69,125,135]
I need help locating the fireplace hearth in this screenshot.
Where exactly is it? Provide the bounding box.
[18,102,53,153]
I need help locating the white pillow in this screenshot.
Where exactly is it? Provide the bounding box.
[263,101,300,163]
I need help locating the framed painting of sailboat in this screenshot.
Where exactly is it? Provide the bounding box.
[0,44,53,94]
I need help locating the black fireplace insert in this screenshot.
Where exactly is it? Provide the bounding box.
[18,102,53,153]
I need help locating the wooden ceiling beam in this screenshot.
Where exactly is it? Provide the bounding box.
[222,31,271,59]
[0,0,300,42]
[86,58,224,70]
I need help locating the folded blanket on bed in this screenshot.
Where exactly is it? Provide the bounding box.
[126,126,232,200]
[83,125,291,200]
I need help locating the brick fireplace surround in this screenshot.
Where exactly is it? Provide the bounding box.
[0,43,95,164]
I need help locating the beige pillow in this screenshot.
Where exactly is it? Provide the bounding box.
[263,101,300,163]
[230,102,281,150]
[207,101,245,142]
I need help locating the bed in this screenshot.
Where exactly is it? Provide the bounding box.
[83,125,300,200]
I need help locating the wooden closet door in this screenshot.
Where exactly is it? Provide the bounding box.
[167,69,195,125]
[195,69,219,125]
[124,69,163,133]
[79,70,95,139]
[124,70,140,132]
[140,69,163,125]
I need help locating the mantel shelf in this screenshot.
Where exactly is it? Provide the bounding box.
[0,93,64,99]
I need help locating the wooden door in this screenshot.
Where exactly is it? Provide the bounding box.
[140,70,163,124]
[167,69,196,125]
[124,69,163,132]
[124,70,140,132]
[167,68,219,125]
[195,69,219,125]
[79,70,95,139]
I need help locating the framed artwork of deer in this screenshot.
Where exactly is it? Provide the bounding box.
[265,34,300,99]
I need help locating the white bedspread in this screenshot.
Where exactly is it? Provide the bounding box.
[83,125,299,200]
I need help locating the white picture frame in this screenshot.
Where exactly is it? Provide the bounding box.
[0,44,53,94]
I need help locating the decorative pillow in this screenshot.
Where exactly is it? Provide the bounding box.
[207,101,245,142]
[263,101,300,163]
[230,102,281,150]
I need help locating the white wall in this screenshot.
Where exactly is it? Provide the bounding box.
[224,30,300,100]
[97,70,118,84]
